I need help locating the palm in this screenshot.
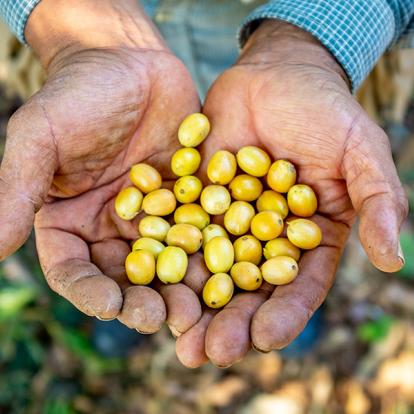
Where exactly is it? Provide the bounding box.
[175,59,406,368]
[29,48,202,330]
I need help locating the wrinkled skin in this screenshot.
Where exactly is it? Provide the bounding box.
[175,22,408,368]
[0,47,206,333]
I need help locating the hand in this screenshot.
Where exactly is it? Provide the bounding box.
[175,21,408,368]
[0,0,206,334]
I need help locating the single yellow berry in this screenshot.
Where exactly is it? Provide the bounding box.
[230,262,262,291]
[203,273,234,308]
[261,256,299,285]
[263,238,301,261]
[229,174,263,201]
[138,216,170,242]
[287,218,322,249]
[251,211,284,241]
[233,235,262,265]
[173,175,203,203]
[125,250,155,285]
[142,189,176,216]
[204,236,234,273]
[267,160,297,193]
[236,146,271,177]
[178,113,210,147]
[287,184,318,217]
[132,237,165,258]
[224,201,255,236]
[129,163,162,193]
[174,203,210,230]
[201,224,229,249]
[166,223,203,254]
[207,150,237,185]
[115,187,143,220]
[171,148,201,176]
[200,185,231,215]
[156,246,188,284]
[256,190,289,218]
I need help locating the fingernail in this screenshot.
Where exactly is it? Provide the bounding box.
[398,240,405,266]
[169,325,182,338]
[252,343,270,354]
[216,363,232,369]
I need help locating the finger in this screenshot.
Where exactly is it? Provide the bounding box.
[343,119,408,272]
[176,310,215,368]
[90,239,168,333]
[0,102,57,260]
[160,283,202,337]
[205,291,269,368]
[118,286,166,333]
[251,218,347,352]
[90,239,130,287]
[36,227,123,320]
[183,252,210,295]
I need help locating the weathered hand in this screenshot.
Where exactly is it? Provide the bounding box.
[176,21,408,367]
[0,0,205,334]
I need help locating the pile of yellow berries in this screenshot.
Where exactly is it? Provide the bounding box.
[115,113,322,309]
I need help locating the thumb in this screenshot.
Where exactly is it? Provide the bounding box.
[343,118,408,273]
[0,101,57,260]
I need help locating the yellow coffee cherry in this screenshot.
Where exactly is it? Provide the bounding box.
[125,250,156,285]
[230,262,262,291]
[132,237,165,258]
[267,160,297,193]
[142,189,176,216]
[156,246,188,283]
[229,174,263,201]
[251,211,284,241]
[115,187,143,220]
[174,203,210,230]
[173,175,202,203]
[202,273,234,309]
[287,184,318,217]
[236,146,271,177]
[138,216,170,242]
[129,163,162,194]
[261,256,299,285]
[287,218,322,249]
[166,223,203,254]
[224,201,255,236]
[263,238,301,261]
[204,236,234,273]
[171,148,201,176]
[200,185,231,215]
[256,190,289,218]
[207,150,237,185]
[178,113,210,147]
[202,224,229,249]
[233,235,262,265]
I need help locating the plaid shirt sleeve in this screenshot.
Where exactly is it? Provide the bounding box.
[240,0,414,91]
[0,0,41,43]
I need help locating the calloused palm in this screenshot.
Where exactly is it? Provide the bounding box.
[175,25,408,367]
[0,47,206,333]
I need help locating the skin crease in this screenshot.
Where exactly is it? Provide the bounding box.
[0,0,408,368]
[175,20,409,368]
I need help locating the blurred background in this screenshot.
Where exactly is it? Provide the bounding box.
[1,19,414,414]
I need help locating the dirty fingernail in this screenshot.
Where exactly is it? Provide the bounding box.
[398,240,405,265]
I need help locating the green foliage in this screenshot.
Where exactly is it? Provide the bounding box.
[357,315,394,343]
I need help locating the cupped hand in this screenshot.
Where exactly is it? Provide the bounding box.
[175,21,408,368]
[0,3,207,335]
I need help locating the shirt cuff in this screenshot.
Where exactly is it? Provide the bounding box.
[0,0,42,44]
[239,0,396,91]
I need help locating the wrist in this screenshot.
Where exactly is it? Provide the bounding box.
[240,20,350,89]
[25,0,167,69]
